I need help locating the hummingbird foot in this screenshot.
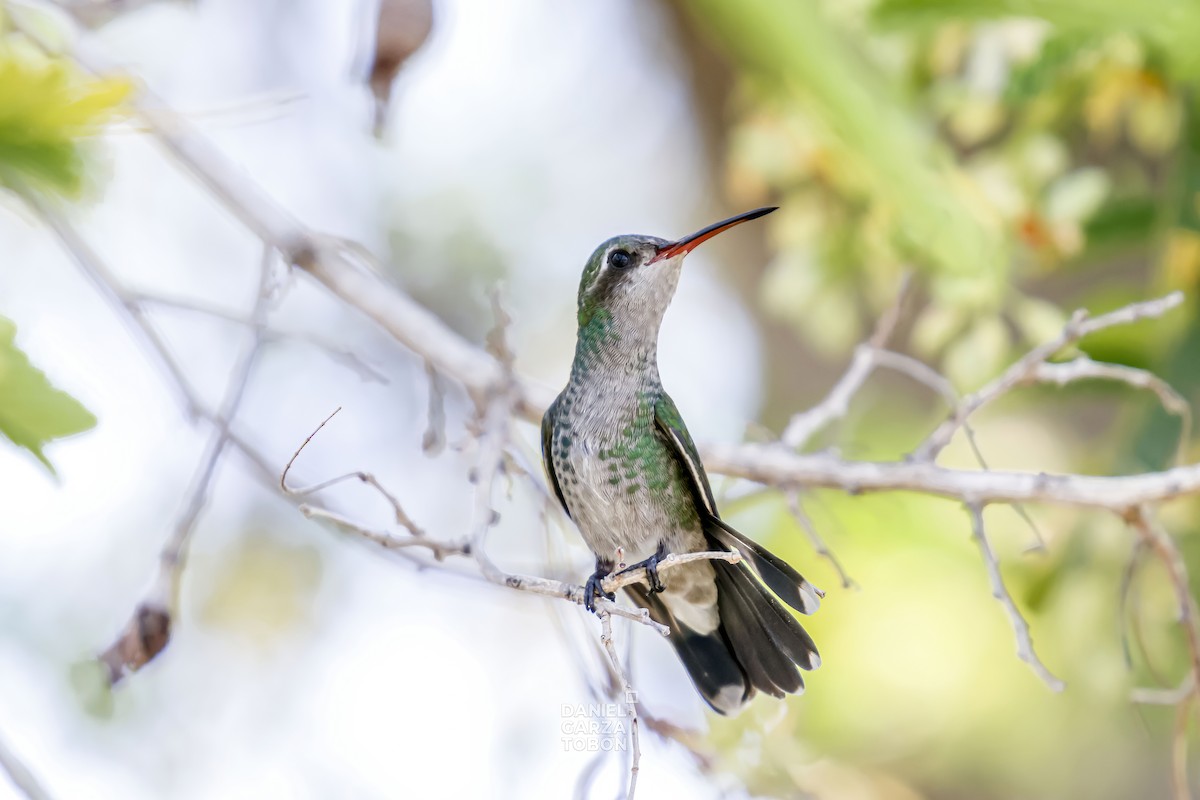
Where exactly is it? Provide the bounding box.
[617,544,667,594]
[584,562,616,614]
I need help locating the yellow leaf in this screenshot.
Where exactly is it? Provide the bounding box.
[0,35,131,198]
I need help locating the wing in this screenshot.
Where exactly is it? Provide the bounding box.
[541,395,571,519]
[652,391,718,518]
[654,392,822,615]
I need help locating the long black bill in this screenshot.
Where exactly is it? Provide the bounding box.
[650,206,778,263]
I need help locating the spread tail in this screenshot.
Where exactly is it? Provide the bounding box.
[625,519,821,715]
[625,582,751,714]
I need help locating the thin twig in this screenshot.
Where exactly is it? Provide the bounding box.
[280,408,425,537]
[157,246,275,583]
[966,504,1064,690]
[1127,506,1200,703]
[23,13,1195,505]
[701,445,1200,509]
[0,732,52,800]
[132,292,388,383]
[601,552,741,595]
[572,752,608,800]
[16,15,1200,794]
[914,293,1185,462]
[780,274,912,449]
[299,504,466,560]
[1173,692,1194,800]
[101,245,274,683]
[422,360,447,455]
[1133,678,1196,706]
[597,609,640,800]
[786,491,855,589]
[20,191,200,419]
[21,193,280,682]
[874,349,1047,551]
[1119,538,1148,669]
[1028,358,1192,466]
[21,186,298,500]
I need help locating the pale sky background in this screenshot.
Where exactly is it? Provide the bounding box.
[0,0,768,797]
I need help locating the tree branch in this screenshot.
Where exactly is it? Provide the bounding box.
[967,504,1062,690]
[701,444,1200,509]
[597,609,641,800]
[780,273,912,449]
[0,732,51,800]
[14,10,1200,792]
[913,293,1185,462]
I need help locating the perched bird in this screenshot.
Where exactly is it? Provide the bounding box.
[541,207,822,714]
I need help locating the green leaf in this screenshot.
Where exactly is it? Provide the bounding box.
[69,659,114,719]
[0,316,96,474]
[1082,198,1159,255]
[0,36,130,199]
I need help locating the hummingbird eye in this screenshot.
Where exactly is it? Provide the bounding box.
[608,249,633,270]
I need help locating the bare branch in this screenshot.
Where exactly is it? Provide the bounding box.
[786,491,855,589]
[281,407,344,494]
[597,609,641,800]
[465,292,520,584]
[871,348,958,403]
[870,350,1047,551]
[96,245,275,683]
[1173,693,1194,800]
[1119,538,1147,669]
[299,504,466,561]
[17,13,1200,791]
[280,408,743,632]
[280,408,427,538]
[780,274,911,449]
[18,190,280,683]
[1133,678,1195,706]
[422,361,447,455]
[19,190,200,419]
[1127,506,1200,700]
[601,552,740,595]
[914,293,1185,462]
[1028,358,1192,466]
[34,13,1193,510]
[0,732,52,800]
[132,293,388,384]
[701,444,1200,510]
[966,505,1064,691]
[157,245,275,575]
[50,0,176,28]
[572,752,608,800]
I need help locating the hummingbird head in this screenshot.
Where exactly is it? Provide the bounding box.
[574,207,777,341]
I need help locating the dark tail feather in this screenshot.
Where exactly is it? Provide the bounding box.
[714,559,821,678]
[706,517,823,615]
[624,519,820,713]
[625,584,751,715]
[713,566,802,697]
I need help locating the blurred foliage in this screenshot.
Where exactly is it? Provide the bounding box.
[197,530,323,645]
[670,2,1200,796]
[0,315,95,474]
[0,15,128,472]
[685,0,1200,396]
[0,17,129,199]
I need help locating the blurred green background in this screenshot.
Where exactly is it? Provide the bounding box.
[3,0,1200,798]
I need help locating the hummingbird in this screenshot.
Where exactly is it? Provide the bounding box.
[541,207,822,714]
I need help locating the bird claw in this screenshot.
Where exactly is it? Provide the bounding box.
[584,569,615,614]
[619,552,666,594]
